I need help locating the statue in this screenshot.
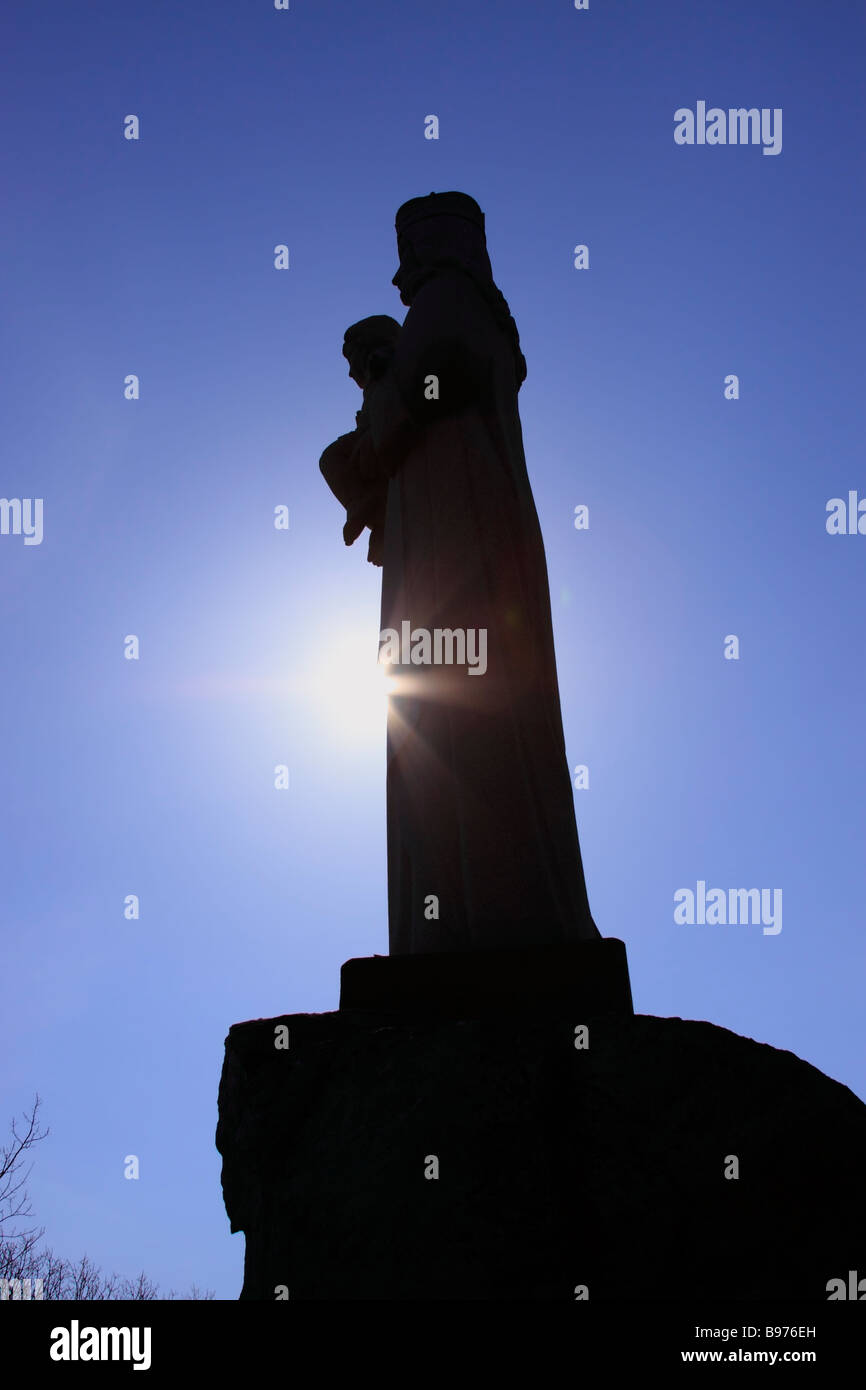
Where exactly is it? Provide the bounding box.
[320,192,600,955]
[319,315,402,567]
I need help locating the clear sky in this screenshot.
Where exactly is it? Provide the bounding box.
[2,0,863,1300]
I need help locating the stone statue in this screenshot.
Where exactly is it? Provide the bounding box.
[319,315,402,567]
[320,191,600,955]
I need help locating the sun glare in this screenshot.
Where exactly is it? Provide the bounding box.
[306,627,394,746]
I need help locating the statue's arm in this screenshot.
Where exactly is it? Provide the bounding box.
[363,372,417,480]
[393,269,491,419]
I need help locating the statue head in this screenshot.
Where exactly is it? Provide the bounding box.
[392,191,491,307]
[390,190,527,387]
[341,315,402,390]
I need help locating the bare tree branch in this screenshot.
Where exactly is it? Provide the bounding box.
[0,1094,49,1270]
[0,1096,215,1300]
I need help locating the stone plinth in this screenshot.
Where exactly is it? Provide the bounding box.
[340,938,633,1016]
[216,1006,866,1300]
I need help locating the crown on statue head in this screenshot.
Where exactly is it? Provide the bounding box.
[395,191,485,236]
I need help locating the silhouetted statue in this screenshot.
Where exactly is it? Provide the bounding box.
[319,315,402,566]
[320,191,600,954]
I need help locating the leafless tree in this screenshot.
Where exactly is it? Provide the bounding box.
[0,1093,48,1272]
[0,1095,214,1299]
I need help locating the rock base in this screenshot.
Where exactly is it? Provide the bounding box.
[217,1009,865,1300]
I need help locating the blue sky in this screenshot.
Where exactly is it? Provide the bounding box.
[2,0,863,1299]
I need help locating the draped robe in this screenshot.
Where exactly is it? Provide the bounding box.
[360,266,600,954]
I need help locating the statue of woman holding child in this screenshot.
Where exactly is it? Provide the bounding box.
[319,192,599,957]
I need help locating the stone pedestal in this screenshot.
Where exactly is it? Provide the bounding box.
[217,1005,866,1300]
[339,937,632,1017]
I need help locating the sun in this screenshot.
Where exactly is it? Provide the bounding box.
[304,625,396,746]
